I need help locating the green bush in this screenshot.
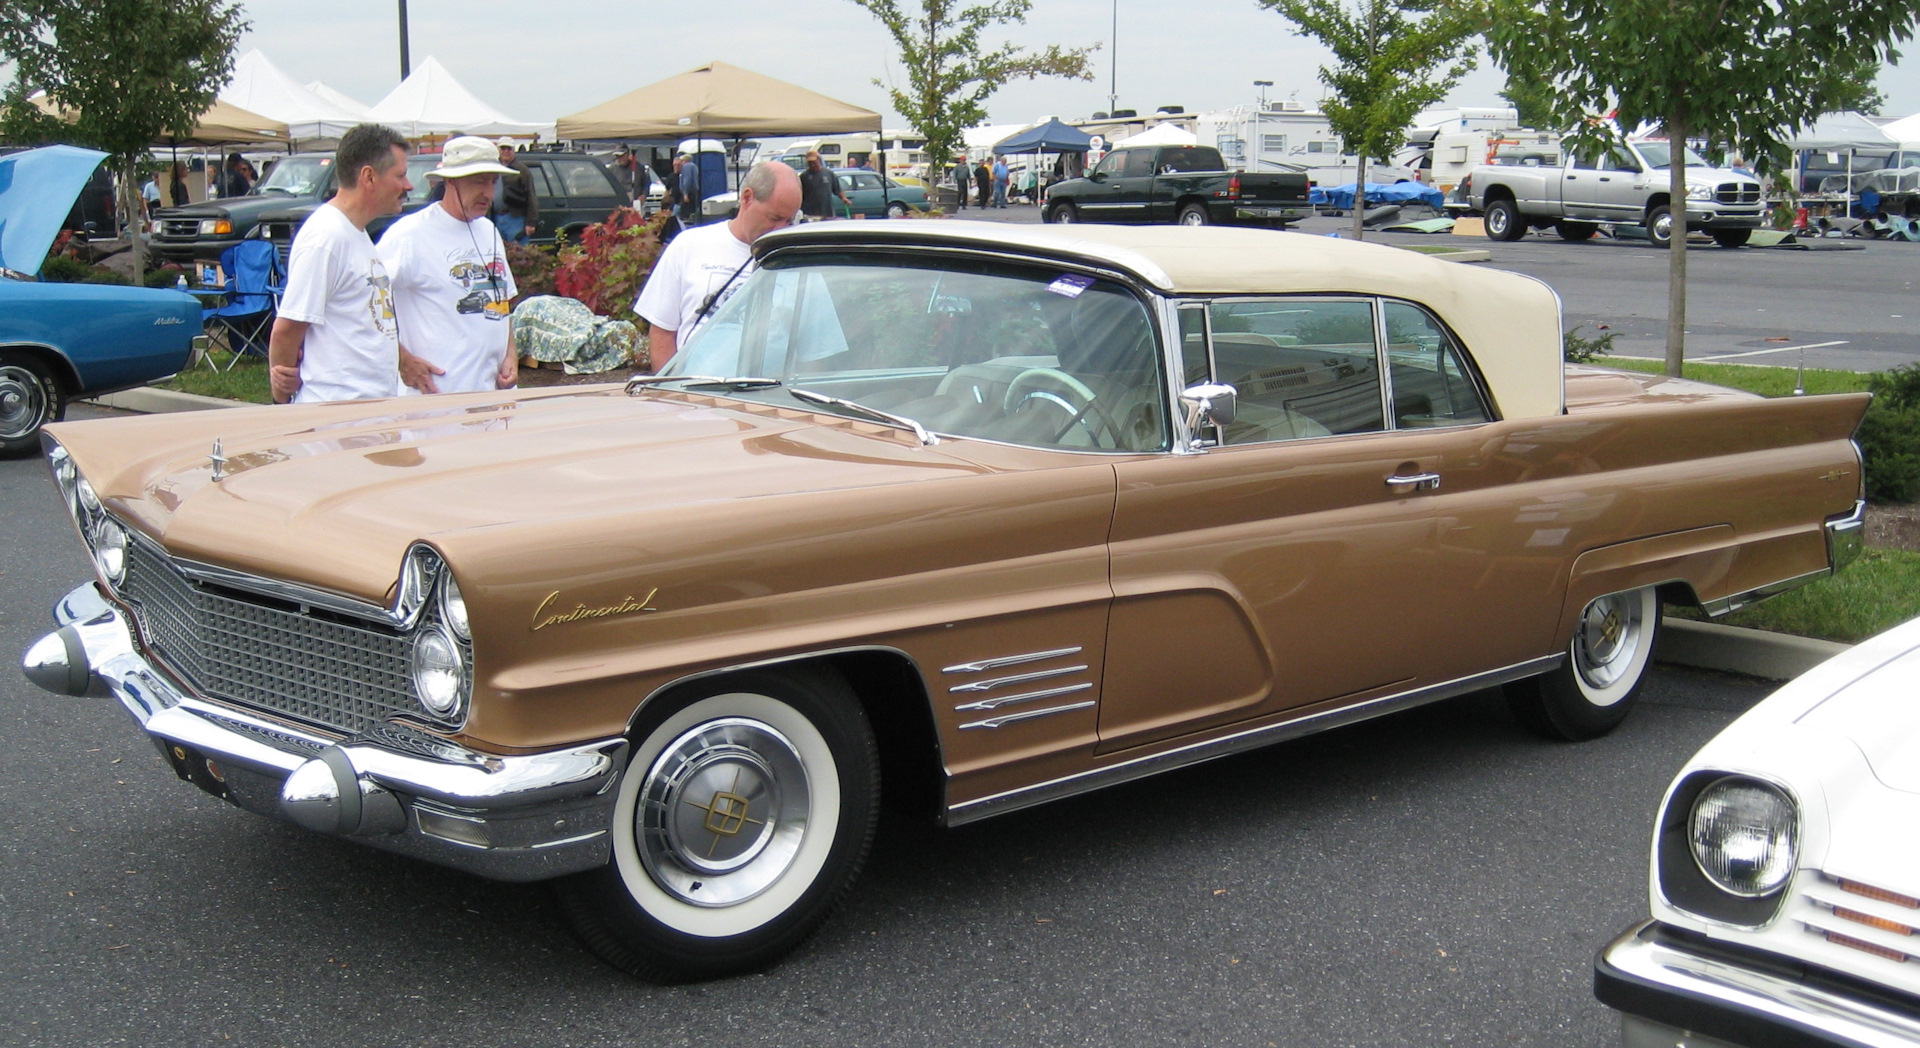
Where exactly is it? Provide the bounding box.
[143,267,187,289]
[1564,326,1616,363]
[1862,363,1920,503]
[81,269,131,285]
[38,254,94,283]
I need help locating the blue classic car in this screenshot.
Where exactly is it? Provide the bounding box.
[831,167,929,217]
[0,145,201,455]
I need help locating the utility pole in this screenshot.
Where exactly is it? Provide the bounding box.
[1107,0,1117,114]
[398,0,412,80]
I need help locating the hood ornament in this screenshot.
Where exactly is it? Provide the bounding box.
[209,438,226,482]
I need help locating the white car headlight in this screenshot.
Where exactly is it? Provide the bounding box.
[91,516,128,586]
[1686,183,1715,201]
[1691,777,1798,897]
[76,477,101,516]
[411,626,466,719]
[48,445,78,510]
[440,574,469,641]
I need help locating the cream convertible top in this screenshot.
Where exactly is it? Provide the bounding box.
[754,223,1567,420]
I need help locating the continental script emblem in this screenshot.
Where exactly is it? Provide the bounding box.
[530,588,659,631]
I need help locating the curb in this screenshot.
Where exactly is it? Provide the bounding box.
[87,386,246,413]
[1655,619,1848,681]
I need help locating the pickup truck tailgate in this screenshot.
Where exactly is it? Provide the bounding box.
[1236,173,1311,204]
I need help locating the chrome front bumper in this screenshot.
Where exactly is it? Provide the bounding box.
[1596,920,1920,1048]
[21,583,627,882]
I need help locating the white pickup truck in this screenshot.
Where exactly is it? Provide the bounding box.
[1465,139,1765,247]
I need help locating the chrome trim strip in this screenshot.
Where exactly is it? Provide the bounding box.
[1598,920,1920,1048]
[953,681,1093,713]
[958,699,1097,731]
[944,653,1562,825]
[1827,498,1867,575]
[942,646,1083,675]
[1701,567,1832,617]
[948,664,1088,693]
[125,527,408,626]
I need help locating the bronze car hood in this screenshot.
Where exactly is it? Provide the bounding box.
[50,386,1005,602]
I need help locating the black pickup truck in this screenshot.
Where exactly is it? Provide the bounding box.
[1042,145,1311,227]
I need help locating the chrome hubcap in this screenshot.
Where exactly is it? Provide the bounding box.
[637,717,810,907]
[1575,592,1643,690]
[0,366,47,440]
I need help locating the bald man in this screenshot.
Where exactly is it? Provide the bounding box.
[634,160,800,369]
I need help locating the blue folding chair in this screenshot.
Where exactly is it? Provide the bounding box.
[201,239,282,370]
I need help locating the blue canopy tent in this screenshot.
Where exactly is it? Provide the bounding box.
[993,120,1094,201]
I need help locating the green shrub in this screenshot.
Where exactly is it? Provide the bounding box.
[1563,326,1616,363]
[81,268,131,285]
[38,254,94,283]
[1862,364,1920,503]
[144,267,187,289]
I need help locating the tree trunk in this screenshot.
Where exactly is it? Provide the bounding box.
[121,158,147,282]
[1663,117,1687,377]
[1351,154,1368,241]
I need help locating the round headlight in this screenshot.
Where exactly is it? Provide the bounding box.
[411,627,465,719]
[49,446,77,501]
[441,574,469,641]
[1691,778,1798,898]
[76,477,101,516]
[91,517,128,585]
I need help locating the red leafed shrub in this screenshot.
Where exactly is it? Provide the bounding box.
[552,208,669,323]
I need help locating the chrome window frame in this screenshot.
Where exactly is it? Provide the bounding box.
[1167,293,1499,451]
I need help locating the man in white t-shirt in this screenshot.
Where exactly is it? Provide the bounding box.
[634,160,801,370]
[268,123,414,404]
[377,136,520,394]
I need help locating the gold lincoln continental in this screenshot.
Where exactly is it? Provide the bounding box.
[22,224,1868,982]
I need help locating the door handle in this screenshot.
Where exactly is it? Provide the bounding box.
[1385,471,1441,493]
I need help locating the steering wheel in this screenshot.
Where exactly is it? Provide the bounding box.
[1001,367,1121,448]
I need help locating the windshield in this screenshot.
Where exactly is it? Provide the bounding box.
[1634,142,1710,170]
[404,155,439,204]
[254,156,332,196]
[659,255,1170,452]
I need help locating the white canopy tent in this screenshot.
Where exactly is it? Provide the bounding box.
[219,49,361,142]
[365,56,553,139]
[1113,123,1198,148]
[305,81,370,119]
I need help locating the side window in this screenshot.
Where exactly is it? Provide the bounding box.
[1092,151,1123,176]
[1571,150,1600,171]
[1122,150,1155,177]
[555,159,618,199]
[1208,299,1383,443]
[522,162,557,198]
[1177,303,1210,388]
[1382,302,1491,427]
[1602,148,1640,173]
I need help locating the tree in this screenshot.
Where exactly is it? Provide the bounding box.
[848,0,1095,201]
[1260,0,1477,241]
[1483,0,1920,376]
[0,0,248,278]
[1499,75,1556,129]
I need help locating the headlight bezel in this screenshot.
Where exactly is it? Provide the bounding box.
[397,543,473,728]
[410,624,467,719]
[1657,770,1802,927]
[1686,183,1715,202]
[1690,777,1799,898]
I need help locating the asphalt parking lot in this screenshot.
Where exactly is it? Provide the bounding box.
[954,202,1920,374]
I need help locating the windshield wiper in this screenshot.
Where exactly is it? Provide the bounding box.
[789,388,938,446]
[625,374,783,394]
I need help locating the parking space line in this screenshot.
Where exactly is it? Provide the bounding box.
[1697,341,1849,361]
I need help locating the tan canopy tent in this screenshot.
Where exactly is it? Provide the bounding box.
[30,92,290,146]
[557,61,880,140]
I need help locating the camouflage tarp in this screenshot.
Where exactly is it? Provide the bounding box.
[510,295,639,375]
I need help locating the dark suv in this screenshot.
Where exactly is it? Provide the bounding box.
[256,150,630,268]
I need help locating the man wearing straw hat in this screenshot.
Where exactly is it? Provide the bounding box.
[378,135,521,395]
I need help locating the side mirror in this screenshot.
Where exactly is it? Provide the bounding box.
[1178,382,1238,431]
[1089,171,1107,183]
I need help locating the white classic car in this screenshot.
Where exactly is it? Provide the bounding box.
[1597,614,1920,1047]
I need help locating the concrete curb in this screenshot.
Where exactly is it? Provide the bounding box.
[1430,248,1492,263]
[1655,619,1848,681]
[87,386,246,413]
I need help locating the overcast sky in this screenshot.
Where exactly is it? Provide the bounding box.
[240,0,1920,132]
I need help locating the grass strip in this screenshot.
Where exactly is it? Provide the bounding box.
[1601,356,1871,396]
[159,349,272,404]
[1671,548,1920,645]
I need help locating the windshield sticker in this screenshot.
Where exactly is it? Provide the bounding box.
[1046,274,1093,298]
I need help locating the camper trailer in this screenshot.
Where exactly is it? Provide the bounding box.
[1192,102,1416,186]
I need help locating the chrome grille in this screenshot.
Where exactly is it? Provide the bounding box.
[160,219,199,238]
[120,541,420,736]
[1715,183,1761,205]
